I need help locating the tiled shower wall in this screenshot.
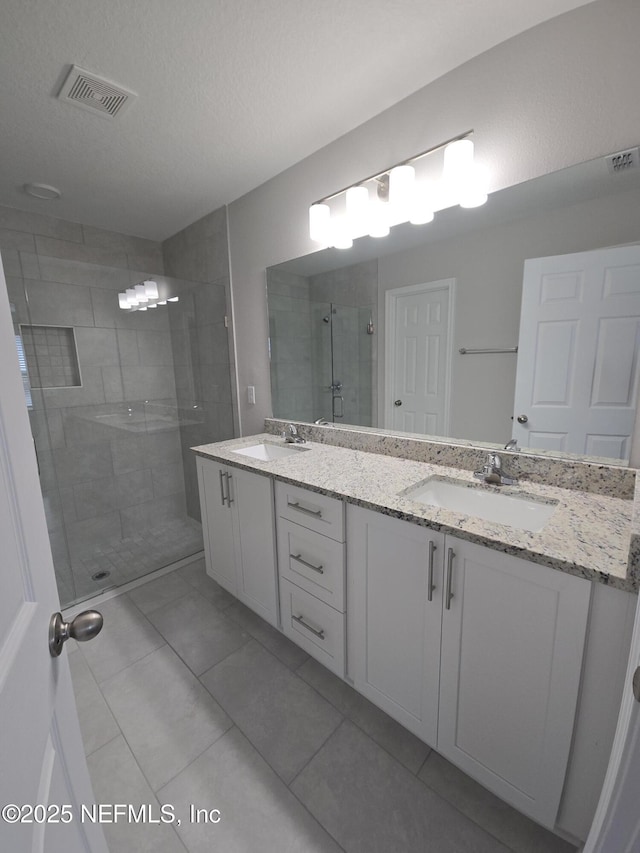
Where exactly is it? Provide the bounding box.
[162,206,236,522]
[267,259,377,427]
[0,205,192,602]
[309,259,377,427]
[267,267,314,422]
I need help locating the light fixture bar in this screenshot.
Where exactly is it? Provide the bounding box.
[311,129,474,207]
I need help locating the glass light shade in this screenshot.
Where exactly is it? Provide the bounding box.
[409,180,435,225]
[459,165,489,208]
[368,200,390,238]
[148,303,158,308]
[138,306,147,311]
[157,300,167,305]
[118,293,130,309]
[443,139,474,178]
[309,203,331,243]
[143,280,159,300]
[331,215,353,249]
[125,288,138,306]
[134,284,149,302]
[443,139,476,206]
[389,164,415,219]
[167,297,180,302]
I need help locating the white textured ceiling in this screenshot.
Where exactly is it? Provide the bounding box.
[0,0,593,241]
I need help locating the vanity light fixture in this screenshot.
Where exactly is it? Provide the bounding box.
[309,130,488,248]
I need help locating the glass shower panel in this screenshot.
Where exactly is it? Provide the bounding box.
[5,250,232,607]
[310,301,333,423]
[308,301,374,426]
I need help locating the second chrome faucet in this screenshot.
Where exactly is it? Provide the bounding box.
[474,452,518,486]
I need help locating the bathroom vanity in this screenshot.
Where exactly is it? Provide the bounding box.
[193,423,638,842]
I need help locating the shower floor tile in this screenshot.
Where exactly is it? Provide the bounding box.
[61,516,203,606]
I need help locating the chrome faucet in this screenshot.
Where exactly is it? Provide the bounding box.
[284,423,306,444]
[474,452,518,486]
[504,438,519,451]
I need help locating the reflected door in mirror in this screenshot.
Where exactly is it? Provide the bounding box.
[387,280,453,435]
[513,246,640,460]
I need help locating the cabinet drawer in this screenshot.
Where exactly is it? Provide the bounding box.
[280,579,345,677]
[277,519,345,611]
[276,482,344,541]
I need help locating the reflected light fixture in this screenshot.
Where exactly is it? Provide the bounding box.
[309,130,488,248]
[117,280,176,311]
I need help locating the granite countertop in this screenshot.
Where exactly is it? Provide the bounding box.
[192,433,637,593]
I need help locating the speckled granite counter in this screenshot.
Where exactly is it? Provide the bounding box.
[192,434,637,593]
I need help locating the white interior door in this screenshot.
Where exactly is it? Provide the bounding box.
[513,246,640,458]
[386,280,454,434]
[0,258,107,851]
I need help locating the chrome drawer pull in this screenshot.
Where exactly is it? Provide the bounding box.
[287,500,322,518]
[292,614,325,639]
[219,469,226,506]
[291,553,324,574]
[445,547,455,611]
[427,540,436,602]
[225,472,233,505]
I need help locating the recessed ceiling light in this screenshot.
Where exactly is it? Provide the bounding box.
[24,183,62,200]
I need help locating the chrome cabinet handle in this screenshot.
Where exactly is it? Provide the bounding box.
[445,547,455,610]
[428,540,436,602]
[291,553,324,574]
[225,472,233,505]
[287,500,322,518]
[292,614,325,639]
[219,469,226,506]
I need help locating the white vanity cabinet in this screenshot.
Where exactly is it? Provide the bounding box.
[347,505,591,828]
[438,536,591,827]
[347,508,444,746]
[276,482,346,676]
[196,456,278,627]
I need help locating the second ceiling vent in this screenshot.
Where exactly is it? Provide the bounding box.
[57,65,137,119]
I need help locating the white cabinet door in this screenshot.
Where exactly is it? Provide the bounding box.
[438,537,591,828]
[197,458,278,627]
[232,467,278,628]
[348,506,444,746]
[197,457,237,594]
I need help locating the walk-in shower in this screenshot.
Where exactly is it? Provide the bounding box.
[4,247,233,607]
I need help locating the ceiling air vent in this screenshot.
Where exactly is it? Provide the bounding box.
[57,65,137,119]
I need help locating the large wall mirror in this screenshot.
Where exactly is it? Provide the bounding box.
[267,154,640,464]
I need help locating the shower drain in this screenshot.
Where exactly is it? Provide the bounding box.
[91,570,111,581]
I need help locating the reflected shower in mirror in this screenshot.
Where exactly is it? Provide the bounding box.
[268,260,377,427]
[267,153,640,463]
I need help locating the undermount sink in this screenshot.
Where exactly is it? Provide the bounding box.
[402,476,557,533]
[231,441,310,461]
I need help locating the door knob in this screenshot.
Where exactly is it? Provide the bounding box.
[49,610,103,658]
[516,414,528,424]
[394,399,403,407]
